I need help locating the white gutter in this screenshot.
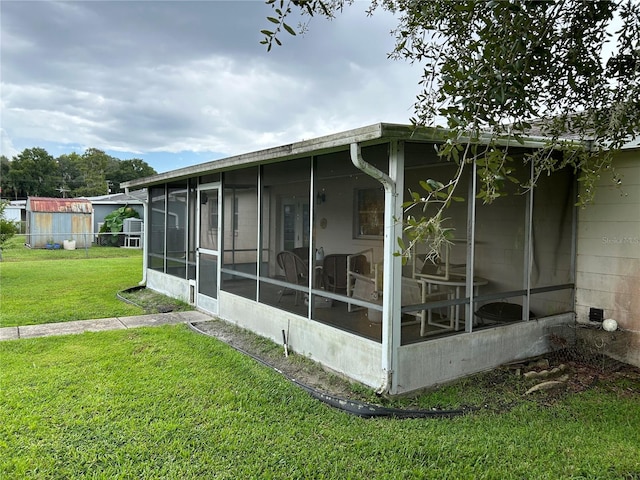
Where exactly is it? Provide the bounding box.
[350,142,398,395]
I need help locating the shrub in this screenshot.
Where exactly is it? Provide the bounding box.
[99,205,140,247]
[0,201,19,259]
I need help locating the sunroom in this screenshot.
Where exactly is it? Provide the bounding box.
[123,123,575,395]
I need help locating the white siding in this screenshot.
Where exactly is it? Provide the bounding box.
[575,150,640,332]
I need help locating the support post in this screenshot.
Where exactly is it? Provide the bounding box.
[465,159,478,332]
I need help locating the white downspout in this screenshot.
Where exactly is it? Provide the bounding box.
[125,186,148,286]
[350,142,399,395]
[139,194,148,286]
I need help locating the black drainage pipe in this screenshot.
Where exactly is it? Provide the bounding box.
[116,285,147,309]
[187,322,471,419]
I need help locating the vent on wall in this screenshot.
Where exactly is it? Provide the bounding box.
[189,280,196,305]
[589,307,604,322]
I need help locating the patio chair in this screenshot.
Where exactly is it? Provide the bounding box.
[349,273,448,327]
[292,247,310,265]
[322,254,349,293]
[276,251,309,305]
[323,253,368,294]
[346,249,376,312]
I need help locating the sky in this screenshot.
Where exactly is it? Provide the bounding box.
[1,0,423,173]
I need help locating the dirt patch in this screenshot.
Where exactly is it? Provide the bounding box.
[119,287,194,314]
[189,319,640,412]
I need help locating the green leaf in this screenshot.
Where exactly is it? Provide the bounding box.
[451,146,459,162]
[419,180,433,192]
[267,16,280,24]
[427,179,444,190]
[283,22,296,36]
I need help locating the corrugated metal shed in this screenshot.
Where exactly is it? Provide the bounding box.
[26,197,93,249]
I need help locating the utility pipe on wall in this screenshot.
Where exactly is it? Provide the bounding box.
[350,142,398,395]
[125,186,148,286]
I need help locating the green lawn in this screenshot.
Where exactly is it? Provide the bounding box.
[0,236,144,327]
[1,325,639,479]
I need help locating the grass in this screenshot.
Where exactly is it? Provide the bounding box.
[1,325,639,479]
[0,236,146,327]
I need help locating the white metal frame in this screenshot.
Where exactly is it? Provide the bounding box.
[196,182,221,314]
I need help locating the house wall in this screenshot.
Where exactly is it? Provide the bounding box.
[4,204,25,233]
[4,205,23,223]
[575,149,640,366]
[315,174,384,260]
[396,313,575,394]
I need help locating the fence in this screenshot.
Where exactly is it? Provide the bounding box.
[5,232,144,255]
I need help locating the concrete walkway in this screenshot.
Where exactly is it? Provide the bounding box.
[0,310,213,341]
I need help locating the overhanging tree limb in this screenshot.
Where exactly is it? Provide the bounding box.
[262,0,640,260]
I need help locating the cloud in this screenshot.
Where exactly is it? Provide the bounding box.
[1,1,421,171]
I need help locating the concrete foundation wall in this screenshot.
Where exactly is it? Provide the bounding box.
[575,150,639,342]
[217,291,385,389]
[395,313,575,394]
[147,269,190,303]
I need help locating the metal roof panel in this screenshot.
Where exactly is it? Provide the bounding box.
[27,197,93,213]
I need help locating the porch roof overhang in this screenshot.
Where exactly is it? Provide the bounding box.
[121,122,555,189]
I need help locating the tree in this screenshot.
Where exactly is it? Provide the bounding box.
[57,152,85,198]
[7,148,60,198]
[74,148,113,197]
[2,148,158,200]
[263,0,640,260]
[0,156,13,199]
[105,158,157,194]
[0,201,18,260]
